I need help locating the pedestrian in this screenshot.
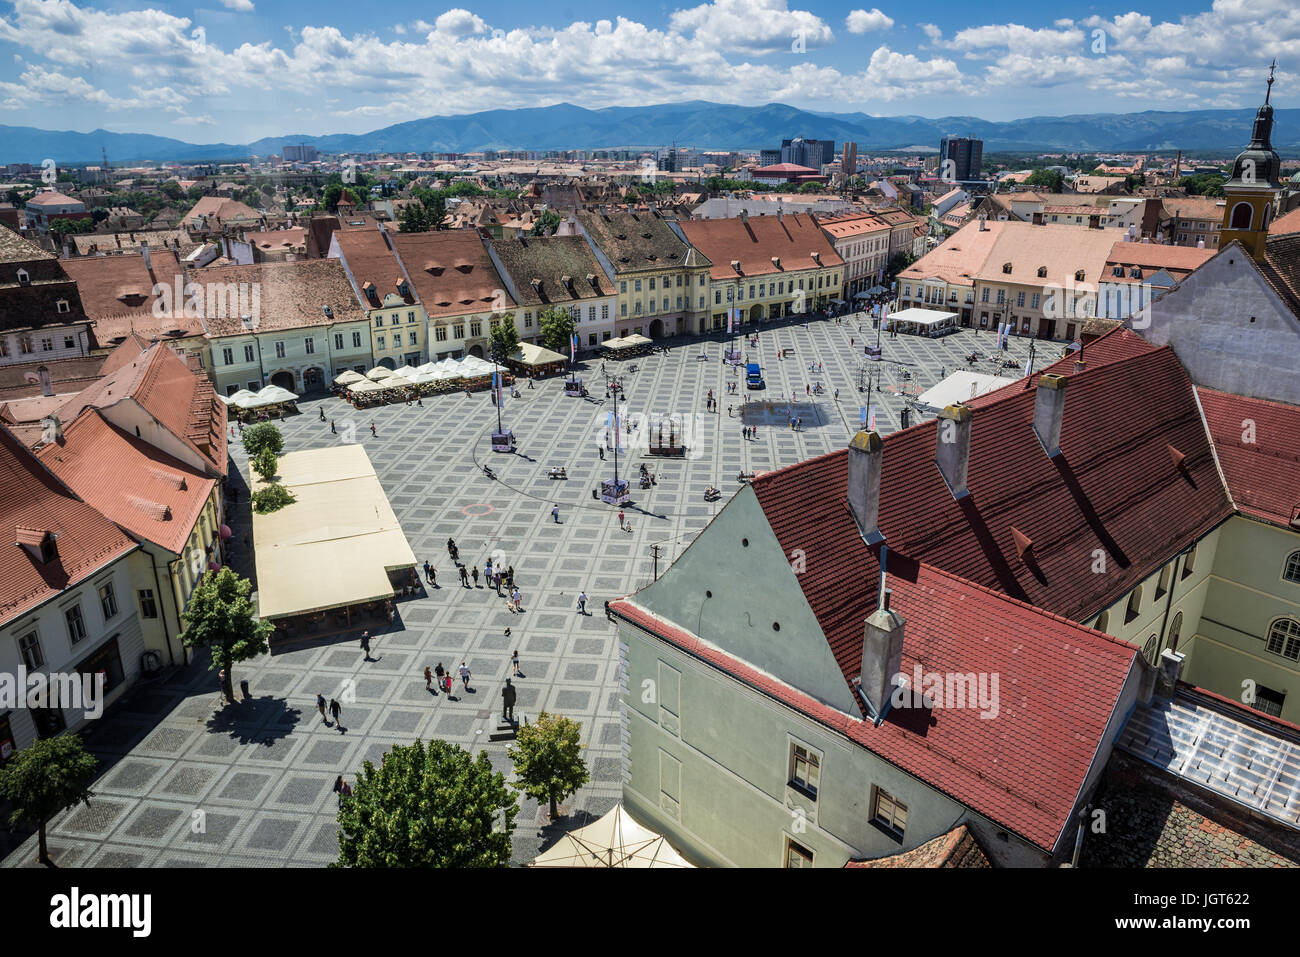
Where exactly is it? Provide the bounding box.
[333,774,346,806]
[329,696,341,724]
[618,509,625,527]
[598,445,605,461]
[435,662,445,687]
[506,565,514,588]
[422,559,431,581]
[527,378,534,390]
[459,564,469,587]
[330,419,336,434]
[577,591,587,615]
[319,407,326,422]
[459,661,471,690]
[502,678,517,723]
[495,572,503,596]
[443,673,454,697]
[424,666,433,691]
[429,566,436,588]
[851,337,854,347]
[360,631,372,661]
[512,587,522,612]
[447,537,456,556]
[317,692,327,723]
[552,504,560,523]
[471,565,479,587]
[370,422,376,436]
[511,649,520,675]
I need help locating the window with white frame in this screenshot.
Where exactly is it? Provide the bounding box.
[871,786,907,840]
[1265,618,1300,661]
[788,741,821,798]
[784,838,814,868]
[98,581,118,620]
[1284,551,1300,584]
[17,630,44,669]
[274,341,285,359]
[65,604,87,644]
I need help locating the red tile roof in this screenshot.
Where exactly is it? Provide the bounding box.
[1197,387,1300,529]
[678,213,844,281]
[36,409,215,555]
[1269,206,1300,237]
[845,824,991,867]
[60,343,227,477]
[612,559,1136,854]
[763,345,1232,624]
[0,423,137,624]
[333,227,416,309]
[389,230,508,320]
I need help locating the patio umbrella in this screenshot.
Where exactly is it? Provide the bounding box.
[366,367,395,381]
[334,370,365,386]
[529,804,694,868]
[221,389,258,406]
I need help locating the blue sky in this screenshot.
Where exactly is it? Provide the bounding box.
[0,0,1293,143]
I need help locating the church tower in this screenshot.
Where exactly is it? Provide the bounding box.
[1220,61,1283,261]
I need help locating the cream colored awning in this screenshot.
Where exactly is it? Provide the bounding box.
[251,444,416,619]
[529,804,694,868]
[510,342,566,366]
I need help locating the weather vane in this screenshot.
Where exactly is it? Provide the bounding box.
[1266,59,1276,104]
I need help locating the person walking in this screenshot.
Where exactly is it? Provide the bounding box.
[424,666,433,692]
[511,650,520,676]
[506,566,514,589]
[458,661,471,690]
[577,591,588,615]
[422,560,431,581]
[428,566,436,588]
[459,564,469,587]
[360,631,372,661]
[598,445,605,461]
[319,407,326,422]
[370,422,376,437]
[435,662,446,688]
[552,504,560,523]
[511,587,522,612]
[330,419,336,434]
[502,678,517,724]
[317,693,328,724]
[471,565,479,587]
[443,672,454,698]
[329,698,341,728]
[333,774,346,807]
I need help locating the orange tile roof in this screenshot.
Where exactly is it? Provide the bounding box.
[36,409,215,555]
[1198,387,1300,529]
[677,213,844,281]
[389,229,510,320]
[0,423,137,624]
[1269,206,1300,237]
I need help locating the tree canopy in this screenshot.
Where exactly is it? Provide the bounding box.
[334,739,517,867]
[179,567,272,678]
[529,209,562,236]
[1023,168,1064,193]
[0,733,98,864]
[1177,173,1227,197]
[241,422,284,457]
[538,307,576,355]
[508,711,590,819]
[488,312,520,366]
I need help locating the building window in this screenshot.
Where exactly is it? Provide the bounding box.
[376,335,385,349]
[408,311,416,323]
[42,337,53,351]
[16,268,29,285]
[470,321,482,337]
[1284,551,1300,584]
[602,304,609,320]
[304,337,314,354]
[620,281,627,293]
[56,299,70,314]
[1265,618,1300,661]
[274,341,285,359]
[634,279,642,292]
[352,331,363,348]
[435,326,448,342]
[138,589,157,619]
[648,278,655,290]
[1125,585,1143,623]
[243,344,255,363]
[788,742,821,799]
[1156,564,1172,598]
[1229,202,1253,230]
[784,838,814,868]
[17,631,44,669]
[452,323,464,339]
[76,635,126,696]
[1182,543,1198,579]
[1096,610,1110,633]
[392,332,402,347]
[620,303,627,317]
[524,315,532,329]
[1254,685,1286,718]
[64,335,76,349]
[222,347,234,365]
[375,315,384,327]
[871,787,908,841]
[981,288,989,303]
[1016,291,1025,308]
[98,581,118,620]
[714,291,721,305]
[65,604,88,644]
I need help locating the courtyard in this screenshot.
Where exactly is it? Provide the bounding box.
[2,316,1044,868]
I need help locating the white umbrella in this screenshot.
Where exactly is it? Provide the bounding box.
[334,370,365,385]
[530,804,694,868]
[221,389,257,406]
[392,365,420,379]
[382,375,414,388]
[246,384,298,407]
[347,379,383,393]
[366,367,395,381]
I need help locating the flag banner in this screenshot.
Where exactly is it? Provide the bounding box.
[570,333,578,362]
[869,410,877,431]
[1024,353,1033,377]
[860,406,867,427]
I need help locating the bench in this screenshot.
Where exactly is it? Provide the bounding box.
[547,467,568,480]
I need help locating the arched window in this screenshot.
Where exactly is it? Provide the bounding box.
[1002,262,1012,274]
[1265,618,1300,661]
[1036,266,1047,278]
[1095,610,1110,633]
[1229,202,1253,230]
[1168,611,1182,653]
[1285,551,1300,584]
[1142,634,1159,664]
[1125,585,1143,623]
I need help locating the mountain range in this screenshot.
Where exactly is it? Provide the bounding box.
[5,100,1297,165]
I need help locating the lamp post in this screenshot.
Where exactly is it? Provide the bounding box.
[605,373,625,491]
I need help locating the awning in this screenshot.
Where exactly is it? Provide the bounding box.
[510,342,567,366]
[382,375,414,388]
[366,367,395,381]
[347,379,383,393]
[334,370,365,386]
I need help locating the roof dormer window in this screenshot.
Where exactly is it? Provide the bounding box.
[56,299,70,313]
[1036,266,1047,278]
[1074,270,1086,282]
[17,268,29,285]
[1002,262,1012,274]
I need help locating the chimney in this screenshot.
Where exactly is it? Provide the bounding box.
[1154,648,1185,698]
[1032,373,1068,457]
[860,582,905,723]
[934,404,972,498]
[37,365,53,397]
[847,430,884,545]
[739,209,748,225]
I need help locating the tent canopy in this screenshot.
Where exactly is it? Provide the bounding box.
[346,379,383,393]
[889,307,958,327]
[530,804,694,868]
[366,367,395,381]
[220,388,257,406]
[916,370,1018,412]
[382,375,414,388]
[511,342,566,366]
[334,370,365,386]
[235,384,298,408]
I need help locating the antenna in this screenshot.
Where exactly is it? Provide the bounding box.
[101,146,109,173]
[1266,58,1277,105]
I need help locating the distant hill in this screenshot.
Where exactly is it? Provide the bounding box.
[4,101,1297,165]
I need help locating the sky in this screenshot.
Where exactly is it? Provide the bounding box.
[0,0,1294,143]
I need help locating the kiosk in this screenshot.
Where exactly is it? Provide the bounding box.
[564,378,585,397]
[600,478,631,505]
[491,430,517,453]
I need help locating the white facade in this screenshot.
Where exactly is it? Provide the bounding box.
[0,325,92,367]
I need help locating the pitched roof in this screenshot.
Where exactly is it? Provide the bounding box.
[677,213,843,281]
[489,235,611,307]
[63,249,185,323]
[1259,233,1300,320]
[60,343,227,476]
[0,423,136,624]
[36,409,215,554]
[0,225,58,264]
[972,221,1119,287]
[1269,206,1300,237]
[899,218,1005,286]
[1197,387,1300,529]
[388,230,510,320]
[182,195,261,227]
[755,343,1232,624]
[1104,241,1216,276]
[196,259,367,336]
[816,212,892,240]
[332,227,416,309]
[25,191,82,208]
[845,825,991,867]
[1162,196,1227,222]
[612,558,1136,854]
[575,209,703,274]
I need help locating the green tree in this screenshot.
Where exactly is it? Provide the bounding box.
[50,217,95,240]
[488,312,519,366]
[179,567,273,693]
[251,484,295,513]
[250,446,278,481]
[160,181,183,201]
[0,734,98,864]
[508,711,589,820]
[1178,173,1226,197]
[398,203,429,233]
[538,306,576,355]
[884,251,914,284]
[241,421,284,457]
[334,739,517,867]
[529,209,561,236]
[1024,168,1064,192]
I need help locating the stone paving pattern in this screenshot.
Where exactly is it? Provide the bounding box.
[2,317,1042,867]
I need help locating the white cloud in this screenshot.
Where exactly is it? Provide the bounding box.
[221,0,254,11]
[669,0,833,52]
[845,9,893,34]
[920,23,942,42]
[951,23,1086,58]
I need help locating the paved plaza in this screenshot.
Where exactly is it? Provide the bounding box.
[2,316,1044,868]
